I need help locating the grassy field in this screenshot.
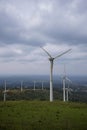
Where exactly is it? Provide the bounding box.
[0,100,87,130]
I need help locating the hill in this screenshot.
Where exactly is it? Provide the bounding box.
[0,100,87,130]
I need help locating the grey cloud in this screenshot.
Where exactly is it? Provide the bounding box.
[0,1,86,76]
[0,0,87,47]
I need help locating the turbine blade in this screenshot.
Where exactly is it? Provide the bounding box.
[54,49,71,59]
[40,47,52,58]
[66,77,72,83]
[64,64,66,77]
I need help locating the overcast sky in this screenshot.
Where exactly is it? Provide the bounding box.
[0,0,87,76]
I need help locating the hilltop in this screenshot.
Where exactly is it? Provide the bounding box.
[0,100,87,130]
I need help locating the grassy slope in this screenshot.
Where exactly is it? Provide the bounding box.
[0,101,87,130]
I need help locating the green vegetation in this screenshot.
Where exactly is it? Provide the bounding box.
[0,89,63,101]
[1,88,87,103]
[0,100,87,130]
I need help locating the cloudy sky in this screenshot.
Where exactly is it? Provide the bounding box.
[0,0,87,76]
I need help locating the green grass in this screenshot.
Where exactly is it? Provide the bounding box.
[0,100,87,130]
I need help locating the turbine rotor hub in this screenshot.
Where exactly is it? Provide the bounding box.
[49,58,54,61]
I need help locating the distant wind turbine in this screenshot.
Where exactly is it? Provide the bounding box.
[63,65,66,102]
[62,65,72,102]
[41,81,47,90]
[41,47,71,102]
[63,76,66,102]
[21,81,23,92]
[41,81,44,90]
[66,77,72,102]
[34,81,36,91]
[3,80,7,102]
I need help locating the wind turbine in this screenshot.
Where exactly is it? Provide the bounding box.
[63,76,66,102]
[41,47,71,102]
[62,65,72,102]
[41,81,47,90]
[62,64,66,102]
[41,81,44,90]
[34,81,36,91]
[21,81,23,92]
[66,77,72,102]
[3,80,7,102]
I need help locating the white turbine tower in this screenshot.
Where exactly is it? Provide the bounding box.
[63,65,66,102]
[41,81,44,90]
[21,81,23,92]
[3,80,6,102]
[41,81,47,90]
[66,77,72,102]
[34,81,36,91]
[63,76,66,102]
[41,47,71,102]
[66,88,68,101]
[62,65,72,102]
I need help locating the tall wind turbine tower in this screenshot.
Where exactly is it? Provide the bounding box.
[63,65,66,102]
[63,76,66,102]
[41,47,71,102]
